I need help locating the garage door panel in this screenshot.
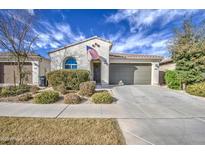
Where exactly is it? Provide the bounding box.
[134,65,151,85]
[0,62,32,84]
[109,64,134,84]
[109,63,151,85]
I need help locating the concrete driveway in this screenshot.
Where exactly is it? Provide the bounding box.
[113,85,205,144]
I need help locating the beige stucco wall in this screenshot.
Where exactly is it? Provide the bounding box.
[159,63,176,72]
[49,38,111,84]
[151,62,160,85]
[31,59,50,85]
[31,61,39,85]
[39,59,51,76]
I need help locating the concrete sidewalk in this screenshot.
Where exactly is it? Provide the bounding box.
[0,102,147,118]
[0,103,68,118]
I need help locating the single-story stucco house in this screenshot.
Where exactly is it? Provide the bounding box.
[49,36,163,85]
[0,52,50,86]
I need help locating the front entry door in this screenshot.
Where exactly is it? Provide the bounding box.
[93,63,101,83]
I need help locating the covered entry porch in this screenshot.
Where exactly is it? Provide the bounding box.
[90,60,101,84]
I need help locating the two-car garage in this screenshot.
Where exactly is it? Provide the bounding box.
[109,63,152,85]
[108,53,163,86]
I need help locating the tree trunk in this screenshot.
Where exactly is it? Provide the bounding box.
[17,57,22,85]
[13,70,16,87]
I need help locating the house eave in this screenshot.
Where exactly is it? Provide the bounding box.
[109,53,163,61]
[48,36,112,55]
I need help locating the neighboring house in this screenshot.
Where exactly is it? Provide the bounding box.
[159,58,176,85]
[0,52,50,86]
[49,36,163,85]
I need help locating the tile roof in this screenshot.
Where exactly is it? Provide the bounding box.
[49,36,112,54]
[0,52,50,61]
[160,58,173,65]
[109,53,163,60]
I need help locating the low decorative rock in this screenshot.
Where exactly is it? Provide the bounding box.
[118,80,124,86]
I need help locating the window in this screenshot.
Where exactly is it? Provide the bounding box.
[64,57,77,69]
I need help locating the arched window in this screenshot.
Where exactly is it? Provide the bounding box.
[64,57,77,69]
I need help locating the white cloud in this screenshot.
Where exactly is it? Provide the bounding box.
[111,31,170,57]
[108,31,124,42]
[151,39,168,48]
[112,33,145,52]
[106,9,202,56]
[39,33,50,42]
[72,34,85,41]
[50,42,61,48]
[27,9,35,16]
[57,24,71,34]
[35,33,51,48]
[34,21,85,50]
[54,33,64,41]
[57,24,85,42]
[107,9,200,32]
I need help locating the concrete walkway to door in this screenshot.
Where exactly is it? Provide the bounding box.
[1,85,205,144]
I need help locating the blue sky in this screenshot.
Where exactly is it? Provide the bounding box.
[1,9,205,58]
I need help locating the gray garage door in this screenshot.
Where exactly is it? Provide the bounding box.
[0,62,32,84]
[109,63,151,85]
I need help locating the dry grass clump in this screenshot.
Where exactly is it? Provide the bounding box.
[79,81,96,96]
[64,93,81,104]
[91,91,113,104]
[0,117,125,145]
[18,93,32,101]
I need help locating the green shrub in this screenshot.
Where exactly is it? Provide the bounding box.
[19,84,31,91]
[165,70,204,90]
[186,82,205,97]
[56,83,68,95]
[0,87,13,97]
[177,70,204,85]
[64,93,81,104]
[30,86,40,94]
[34,90,59,104]
[165,70,182,90]
[15,84,31,95]
[47,69,90,90]
[91,91,113,104]
[18,93,32,101]
[0,85,30,97]
[79,81,96,96]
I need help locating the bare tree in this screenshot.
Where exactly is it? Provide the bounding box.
[0,10,38,85]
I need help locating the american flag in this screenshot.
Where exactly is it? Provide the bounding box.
[86,46,100,60]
